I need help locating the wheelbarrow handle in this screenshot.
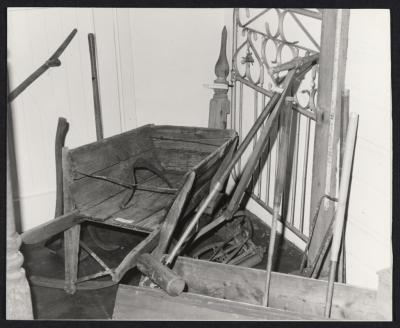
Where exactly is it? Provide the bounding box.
[21,210,85,245]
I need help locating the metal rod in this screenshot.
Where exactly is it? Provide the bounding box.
[324,113,359,318]
[79,240,111,273]
[289,12,320,50]
[242,9,271,27]
[238,82,243,173]
[236,76,317,121]
[253,90,259,195]
[76,270,112,283]
[289,117,301,226]
[338,89,350,283]
[8,29,77,103]
[88,33,104,141]
[299,117,311,233]
[249,194,308,243]
[263,96,293,307]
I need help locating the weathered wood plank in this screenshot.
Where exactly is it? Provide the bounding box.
[69,150,154,209]
[94,208,166,234]
[80,189,132,221]
[64,224,81,294]
[54,117,69,218]
[152,136,229,147]
[308,10,350,269]
[68,125,153,175]
[112,285,323,320]
[156,148,210,172]
[21,211,84,244]
[154,172,196,259]
[172,257,379,320]
[150,125,235,140]
[153,139,218,153]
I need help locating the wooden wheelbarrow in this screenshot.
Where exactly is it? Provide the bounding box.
[22,124,238,294]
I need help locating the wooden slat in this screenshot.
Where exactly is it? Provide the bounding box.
[64,224,81,294]
[172,257,379,320]
[21,211,84,244]
[152,136,228,147]
[112,285,323,320]
[150,125,235,140]
[154,172,196,259]
[156,148,210,173]
[153,139,218,153]
[68,124,152,174]
[80,189,132,221]
[69,150,154,209]
[308,10,350,268]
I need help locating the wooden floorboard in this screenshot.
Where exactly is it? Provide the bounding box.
[112,285,324,321]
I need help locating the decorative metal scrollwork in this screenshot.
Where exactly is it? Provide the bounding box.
[232,8,322,113]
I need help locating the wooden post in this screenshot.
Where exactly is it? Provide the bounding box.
[6,132,33,319]
[62,148,80,294]
[308,9,350,273]
[208,26,230,129]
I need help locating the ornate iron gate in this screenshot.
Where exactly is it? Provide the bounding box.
[229,9,323,243]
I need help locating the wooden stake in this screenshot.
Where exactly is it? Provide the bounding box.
[88,33,104,140]
[324,113,358,317]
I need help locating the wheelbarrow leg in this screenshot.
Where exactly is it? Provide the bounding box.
[64,224,81,294]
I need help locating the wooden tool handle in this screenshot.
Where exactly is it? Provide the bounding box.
[88,33,103,141]
[137,253,185,296]
[21,211,84,245]
[331,113,359,261]
[54,117,69,218]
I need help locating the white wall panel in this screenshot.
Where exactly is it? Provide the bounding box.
[129,8,225,127]
[344,9,392,289]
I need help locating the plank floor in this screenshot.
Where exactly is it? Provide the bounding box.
[22,212,303,320]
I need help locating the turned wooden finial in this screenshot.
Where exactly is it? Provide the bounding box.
[214,26,229,84]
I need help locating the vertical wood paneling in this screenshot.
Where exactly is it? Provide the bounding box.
[8,9,35,196]
[116,9,137,131]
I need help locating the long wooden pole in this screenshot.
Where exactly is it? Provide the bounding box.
[262,92,294,307]
[324,113,358,317]
[88,33,104,140]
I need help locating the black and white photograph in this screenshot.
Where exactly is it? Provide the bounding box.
[6,7,393,321]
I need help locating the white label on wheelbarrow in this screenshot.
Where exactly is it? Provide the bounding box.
[114,217,133,224]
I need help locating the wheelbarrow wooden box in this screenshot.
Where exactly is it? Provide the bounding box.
[60,124,237,293]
